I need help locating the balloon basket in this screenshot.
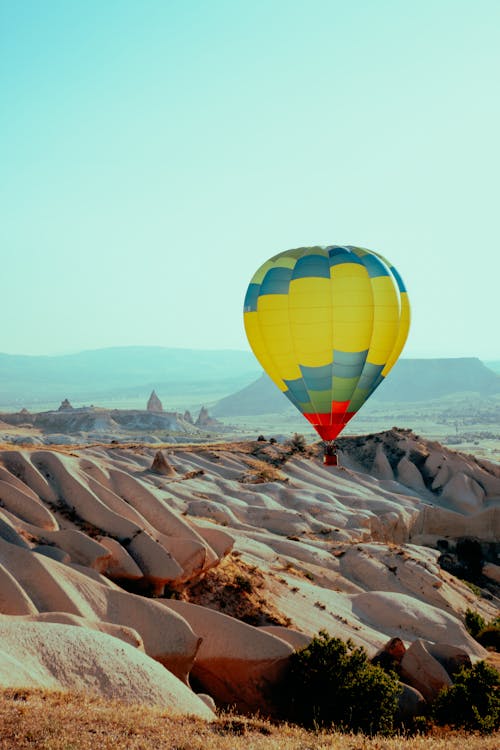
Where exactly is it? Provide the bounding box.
[323,452,338,466]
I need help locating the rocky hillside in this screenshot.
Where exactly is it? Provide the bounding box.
[0,430,498,718]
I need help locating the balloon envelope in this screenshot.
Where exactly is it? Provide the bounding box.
[243,246,410,441]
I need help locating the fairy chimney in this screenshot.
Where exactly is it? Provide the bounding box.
[150,450,176,476]
[196,406,217,427]
[147,390,163,413]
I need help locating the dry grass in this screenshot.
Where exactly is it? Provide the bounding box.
[174,554,291,627]
[239,457,289,483]
[1,689,499,750]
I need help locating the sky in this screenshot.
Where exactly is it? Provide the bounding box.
[1,0,499,359]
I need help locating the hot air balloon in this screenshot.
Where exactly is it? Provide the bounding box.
[243,246,410,464]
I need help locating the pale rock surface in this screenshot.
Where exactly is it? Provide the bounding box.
[17,612,144,650]
[396,456,427,492]
[258,625,312,651]
[197,693,217,712]
[441,472,486,513]
[0,562,38,615]
[1,451,59,503]
[98,536,143,580]
[33,545,71,563]
[38,529,111,571]
[107,468,220,571]
[338,543,475,616]
[162,599,293,714]
[372,444,395,480]
[125,530,183,587]
[0,436,498,713]
[352,591,487,657]
[189,520,234,558]
[426,642,472,679]
[483,562,500,583]
[0,514,30,548]
[0,538,201,682]
[0,479,58,529]
[338,429,500,506]
[0,620,213,718]
[410,504,500,544]
[400,639,453,702]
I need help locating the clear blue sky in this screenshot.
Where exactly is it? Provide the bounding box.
[1,0,499,359]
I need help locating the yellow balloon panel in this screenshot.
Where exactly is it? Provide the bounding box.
[336,316,375,350]
[288,277,331,307]
[253,295,302,381]
[330,262,369,280]
[243,312,288,390]
[381,292,411,376]
[288,277,333,368]
[330,270,373,351]
[364,276,400,365]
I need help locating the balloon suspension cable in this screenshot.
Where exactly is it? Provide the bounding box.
[323,440,338,466]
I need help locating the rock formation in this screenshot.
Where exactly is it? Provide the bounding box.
[0,618,213,718]
[150,450,176,476]
[58,399,73,411]
[399,639,453,702]
[147,390,163,413]
[0,434,497,718]
[195,406,220,429]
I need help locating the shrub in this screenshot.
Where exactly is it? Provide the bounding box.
[288,433,307,453]
[278,631,401,735]
[465,608,486,638]
[465,609,500,651]
[431,660,500,733]
[477,624,500,651]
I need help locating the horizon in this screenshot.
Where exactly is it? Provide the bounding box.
[0,344,498,362]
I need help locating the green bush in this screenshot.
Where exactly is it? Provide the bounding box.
[432,661,500,733]
[465,609,500,651]
[278,630,401,736]
[477,625,500,651]
[464,608,486,638]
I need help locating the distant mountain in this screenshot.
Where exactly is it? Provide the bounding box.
[374,357,500,401]
[0,347,260,407]
[212,358,500,416]
[486,360,500,374]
